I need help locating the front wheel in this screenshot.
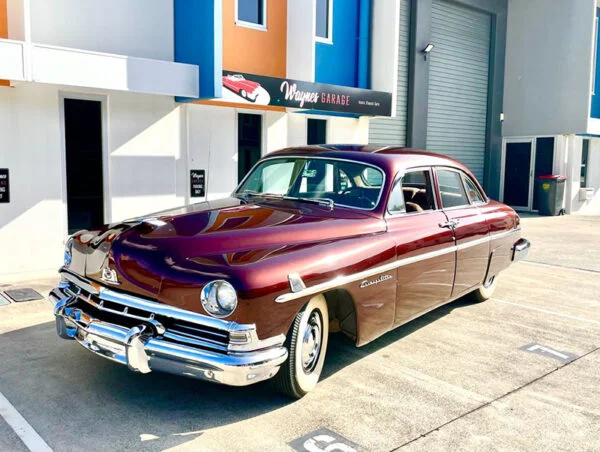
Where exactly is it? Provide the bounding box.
[470,274,498,302]
[275,295,329,398]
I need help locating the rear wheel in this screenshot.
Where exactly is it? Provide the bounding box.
[470,275,498,302]
[274,295,329,398]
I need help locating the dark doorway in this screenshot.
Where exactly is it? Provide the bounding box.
[307,119,327,145]
[503,141,532,209]
[64,98,104,234]
[532,137,555,210]
[238,113,262,183]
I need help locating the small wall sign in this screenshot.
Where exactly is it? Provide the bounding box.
[190,170,206,198]
[0,169,9,203]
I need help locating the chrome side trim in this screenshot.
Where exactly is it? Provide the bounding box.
[275,228,521,303]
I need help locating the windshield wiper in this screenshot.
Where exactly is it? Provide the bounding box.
[283,196,334,210]
[237,190,284,199]
[236,191,334,210]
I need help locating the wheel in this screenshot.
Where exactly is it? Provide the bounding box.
[240,89,247,98]
[275,295,329,398]
[470,274,498,302]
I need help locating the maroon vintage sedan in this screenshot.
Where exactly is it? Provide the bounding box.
[51,145,530,398]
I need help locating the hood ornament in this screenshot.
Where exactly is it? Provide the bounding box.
[101,267,120,285]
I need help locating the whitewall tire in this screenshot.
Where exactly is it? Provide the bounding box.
[275,295,329,398]
[470,275,498,303]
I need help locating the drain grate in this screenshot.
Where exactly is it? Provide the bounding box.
[3,288,44,303]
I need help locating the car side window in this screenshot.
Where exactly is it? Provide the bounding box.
[437,169,470,208]
[462,174,485,204]
[388,169,436,215]
[387,179,406,214]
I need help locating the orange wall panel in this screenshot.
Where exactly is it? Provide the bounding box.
[0,0,8,86]
[0,0,7,38]
[222,0,287,78]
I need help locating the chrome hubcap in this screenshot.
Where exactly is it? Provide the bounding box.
[301,311,322,374]
[484,275,495,289]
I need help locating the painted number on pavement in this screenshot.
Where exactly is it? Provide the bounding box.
[520,343,578,363]
[289,428,358,452]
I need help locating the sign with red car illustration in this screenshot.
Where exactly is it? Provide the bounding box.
[221,71,392,116]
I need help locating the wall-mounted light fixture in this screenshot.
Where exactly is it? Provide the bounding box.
[422,43,435,61]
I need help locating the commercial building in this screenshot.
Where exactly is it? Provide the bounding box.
[370,0,600,215]
[0,0,397,277]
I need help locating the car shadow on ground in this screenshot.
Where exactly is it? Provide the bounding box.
[0,297,474,450]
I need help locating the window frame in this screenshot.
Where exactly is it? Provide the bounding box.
[307,118,328,145]
[593,16,599,95]
[235,0,268,31]
[315,0,333,44]
[385,167,439,218]
[434,167,481,210]
[460,173,487,205]
[582,139,590,188]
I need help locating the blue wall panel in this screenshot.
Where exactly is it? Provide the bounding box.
[315,0,362,87]
[174,0,222,101]
[591,8,600,118]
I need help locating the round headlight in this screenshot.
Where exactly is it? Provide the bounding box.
[64,237,73,267]
[201,280,238,318]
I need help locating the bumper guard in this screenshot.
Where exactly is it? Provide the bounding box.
[50,278,288,387]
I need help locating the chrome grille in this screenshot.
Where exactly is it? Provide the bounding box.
[64,282,230,353]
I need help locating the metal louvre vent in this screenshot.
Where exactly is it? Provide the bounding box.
[426,0,492,182]
[368,0,411,146]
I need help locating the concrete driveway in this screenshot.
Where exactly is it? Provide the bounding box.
[0,215,599,451]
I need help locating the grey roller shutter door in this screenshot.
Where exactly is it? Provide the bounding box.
[369,0,410,146]
[426,0,491,182]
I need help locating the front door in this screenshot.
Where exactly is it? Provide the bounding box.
[64,98,104,234]
[502,140,534,211]
[238,113,262,183]
[502,138,555,211]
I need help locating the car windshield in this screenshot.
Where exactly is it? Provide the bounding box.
[235,157,385,210]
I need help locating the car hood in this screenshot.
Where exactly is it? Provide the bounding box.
[66,197,386,301]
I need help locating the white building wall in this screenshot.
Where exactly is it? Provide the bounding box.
[108,93,185,222]
[0,84,64,277]
[503,0,596,137]
[370,0,400,113]
[286,0,315,81]
[0,83,184,277]
[28,0,174,61]
[186,104,238,201]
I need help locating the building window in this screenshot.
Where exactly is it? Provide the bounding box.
[307,119,327,145]
[582,139,590,188]
[236,0,266,29]
[315,0,332,42]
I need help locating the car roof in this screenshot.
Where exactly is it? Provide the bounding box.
[267,144,473,177]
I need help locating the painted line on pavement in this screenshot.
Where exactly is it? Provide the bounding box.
[521,260,600,275]
[0,391,52,452]
[492,298,600,326]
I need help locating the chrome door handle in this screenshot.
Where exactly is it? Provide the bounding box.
[439,220,459,229]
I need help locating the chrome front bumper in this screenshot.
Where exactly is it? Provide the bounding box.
[512,238,531,262]
[51,273,288,387]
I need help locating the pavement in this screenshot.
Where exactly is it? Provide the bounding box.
[0,214,599,451]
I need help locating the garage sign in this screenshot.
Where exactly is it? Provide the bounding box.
[221,71,392,116]
[190,170,206,198]
[0,169,9,203]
